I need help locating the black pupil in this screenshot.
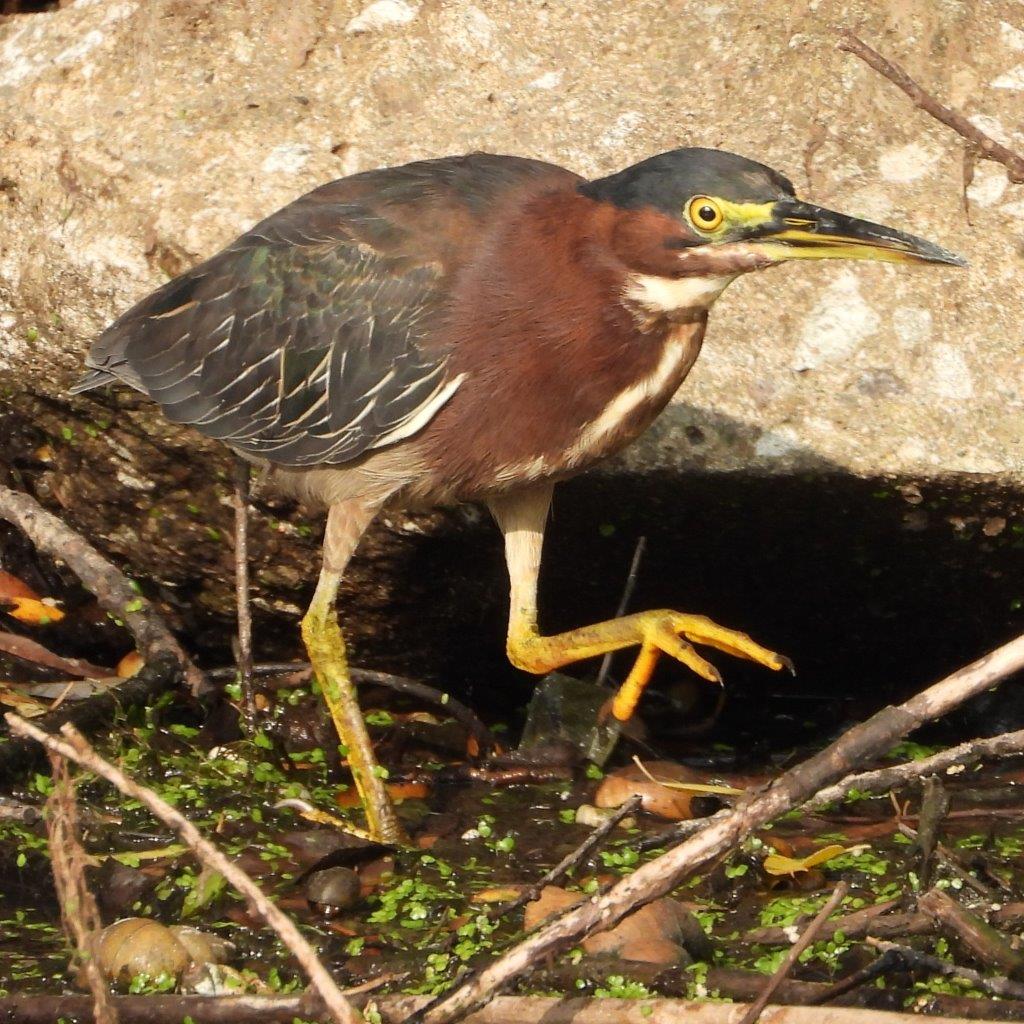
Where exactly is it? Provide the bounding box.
[698,205,717,223]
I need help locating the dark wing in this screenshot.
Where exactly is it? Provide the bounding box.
[73,153,576,468]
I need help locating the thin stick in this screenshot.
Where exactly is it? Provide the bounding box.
[413,633,1024,1024]
[838,31,1024,183]
[489,795,643,923]
[738,882,848,1024]
[5,716,359,1024]
[208,663,499,759]
[868,938,1024,1000]
[231,458,256,728]
[46,751,118,1024]
[0,484,205,694]
[595,537,646,688]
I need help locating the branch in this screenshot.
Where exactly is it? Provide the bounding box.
[804,726,1024,811]
[0,653,179,777]
[0,484,205,694]
[838,31,1024,183]
[414,633,1024,1024]
[4,715,359,1024]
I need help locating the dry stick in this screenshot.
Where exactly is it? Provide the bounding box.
[46,751,118,1024]
[838,31,1024,183]
[867,937,1024,1000]
[0,994,994,1024]
[4,717,360,1024]
[413,633,1024,1024]
[0,484,205,695]
[0,653,180,777]
[595,536,646,689]
[804,726,1024,812]
[738,881,849,1024]
[231,458,256,728]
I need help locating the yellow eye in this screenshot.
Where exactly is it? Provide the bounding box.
[687,196,724,232]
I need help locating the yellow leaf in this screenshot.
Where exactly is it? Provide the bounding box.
[763,843,851,877]
[632,756,744,796]
[470,886,523,904]
[5,596,64,626]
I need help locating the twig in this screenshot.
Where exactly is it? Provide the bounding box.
[868,938,1024,1000]
[808,948,900,1005]
[0,484,205,694]
[489,796,643,923]
[0,630,112,678]
[45,751,117,1024]
[231,458,256,728]
[412,632,1024,1024]
[804,726,1024,812]
[897,823,1000,900]
[208,662,498,759]
[595,536,646,688]
[0,653,180,776]
[738,882,848,1024]
[918,887,1024,979]
[838,31,1024,183]
[4,715,359,1024]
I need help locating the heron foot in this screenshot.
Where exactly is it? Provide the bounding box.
[507,609,792,722]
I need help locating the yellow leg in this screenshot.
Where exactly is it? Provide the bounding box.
[300,501,406,845]
[489,485,792,723]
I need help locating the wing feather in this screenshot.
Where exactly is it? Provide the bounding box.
[73,153,579,468]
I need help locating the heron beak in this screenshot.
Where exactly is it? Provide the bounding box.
[751,198,967,267]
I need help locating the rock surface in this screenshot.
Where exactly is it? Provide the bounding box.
[0,0,1022,631]
[2,0,1022,483]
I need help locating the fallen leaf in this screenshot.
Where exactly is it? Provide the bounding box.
[596,760,730,820]
[763,843,851,877]
[470,886,523,904]
[4,596,64,625]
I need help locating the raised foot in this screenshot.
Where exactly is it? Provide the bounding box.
[507,608,792,723]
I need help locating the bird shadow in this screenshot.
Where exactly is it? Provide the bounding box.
[345,404,1024,758]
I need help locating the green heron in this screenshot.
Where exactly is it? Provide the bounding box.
[72,147,964,843]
